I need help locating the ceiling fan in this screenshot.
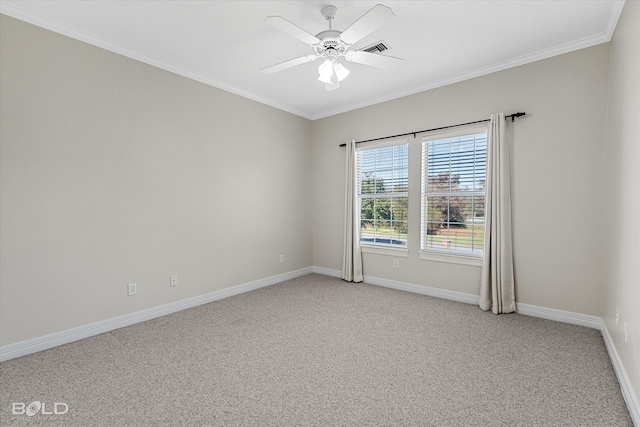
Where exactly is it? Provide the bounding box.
[261,3,403,91]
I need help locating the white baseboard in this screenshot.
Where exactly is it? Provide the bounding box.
[601,322,640,426]
[312,267,480,305]
[311,268,603,329]
[362,274,480,305]
[0,267,312,362]
[311,266,342,278]
[515,302,602,330]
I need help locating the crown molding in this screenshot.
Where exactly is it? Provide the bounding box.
[310,27,619,120]
[2,0,625,122]
[0,3,313,120]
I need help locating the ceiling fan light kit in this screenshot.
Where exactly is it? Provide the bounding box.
[317,57,350,91]
[333,62,350,81]
[262,3,404,91]
[317,58,336,83]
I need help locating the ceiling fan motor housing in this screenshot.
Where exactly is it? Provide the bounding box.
[314,30,348,57]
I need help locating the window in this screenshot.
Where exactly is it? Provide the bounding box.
[357,141,408,249]
[421,130,487,260]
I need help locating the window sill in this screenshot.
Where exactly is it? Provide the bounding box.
[361,245,409,258]
[419,250,482,266]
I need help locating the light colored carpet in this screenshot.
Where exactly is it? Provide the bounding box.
[0,273,633,426]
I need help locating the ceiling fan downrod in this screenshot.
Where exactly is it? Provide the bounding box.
[321,5,338,30]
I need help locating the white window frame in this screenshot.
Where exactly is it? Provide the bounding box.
[419,126,488,266]
[356,139,409,257]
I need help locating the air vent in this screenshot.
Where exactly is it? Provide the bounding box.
[362,40,390,53]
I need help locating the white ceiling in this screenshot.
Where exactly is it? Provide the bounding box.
[1,0,624,120]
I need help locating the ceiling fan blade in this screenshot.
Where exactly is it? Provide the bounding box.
[265,16,321,45]
[345,50,403,70]
[261,55,318,74]
[338,4,394,46]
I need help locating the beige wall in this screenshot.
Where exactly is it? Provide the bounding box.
[312,43,611,316]
[0,15,312,346]
[602,0,640,403]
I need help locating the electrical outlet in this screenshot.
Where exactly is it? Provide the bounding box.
[170,275,178,287]
[624,322,628,344]
[279,255,284,263]
[128,283,137,296]
[393,259,399,268]
[615,309,619,326]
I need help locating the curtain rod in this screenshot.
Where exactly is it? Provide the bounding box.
[338,112,526,147]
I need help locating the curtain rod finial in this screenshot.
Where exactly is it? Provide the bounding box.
[508,112,526,122]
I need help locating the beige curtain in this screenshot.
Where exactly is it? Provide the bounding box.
[342,139,363,282]
[479,113,516,314]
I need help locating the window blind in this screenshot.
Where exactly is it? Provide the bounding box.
[357,142,409,247]
[421,132,487,254]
